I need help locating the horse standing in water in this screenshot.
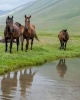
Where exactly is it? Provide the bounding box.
[4,16,21,53]
[58,29,69,50]
[21,15,39,51]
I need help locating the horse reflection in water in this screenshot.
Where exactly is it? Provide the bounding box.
[56,59,67,78]
[19,69,36,97]
[1,72,17,99]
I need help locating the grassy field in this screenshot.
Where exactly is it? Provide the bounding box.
[0,31,80,75]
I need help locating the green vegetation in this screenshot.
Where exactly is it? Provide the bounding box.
[0,31,80,75]
[0,0,80,74]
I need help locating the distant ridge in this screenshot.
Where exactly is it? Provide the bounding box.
[0,10,10,15]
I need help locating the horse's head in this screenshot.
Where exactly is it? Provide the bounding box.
[62,29,67,32]
[25,15,31,30]
[6,16,14,33]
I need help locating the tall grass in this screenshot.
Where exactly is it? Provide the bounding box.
[0,31,80,74]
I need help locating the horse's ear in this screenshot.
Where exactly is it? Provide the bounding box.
[12,16,13,19]
[25,15,26,18]
[7,16,9,19]
[29,15,31,18]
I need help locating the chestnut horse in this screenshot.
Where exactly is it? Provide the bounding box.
[4,16,21,53]
[21,15,39,51]
[58,29,69,50]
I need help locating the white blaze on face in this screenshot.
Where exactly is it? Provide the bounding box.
[27,19,29,22]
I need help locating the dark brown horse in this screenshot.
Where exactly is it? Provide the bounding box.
[58,29,69,50]
[21,15,39,51]
[4,16,21,53]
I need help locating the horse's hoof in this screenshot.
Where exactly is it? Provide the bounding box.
[25,50,28,52]
[21,48,23,51]
[5,50,7,52]
[64,48,66,50]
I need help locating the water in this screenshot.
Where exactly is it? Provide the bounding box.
[0,58,80,100]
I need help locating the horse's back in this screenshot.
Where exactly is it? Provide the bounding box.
[32,24,35,29]
[30,24,36,35]
[13,23,21,32]
[58,30,69,41]
[12,24,21,38]
[15,22,24,35]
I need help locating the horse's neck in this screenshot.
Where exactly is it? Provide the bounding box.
[6,26,10,32]
[28,23,31,29]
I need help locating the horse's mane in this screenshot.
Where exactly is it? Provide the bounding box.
[62,29,67,32]
[15,22,22,27]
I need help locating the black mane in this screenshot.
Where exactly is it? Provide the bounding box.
[62,29,67,32]
[15,22,22,27]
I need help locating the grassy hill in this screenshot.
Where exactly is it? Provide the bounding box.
[0,0,80,32]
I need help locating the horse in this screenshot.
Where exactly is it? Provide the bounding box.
[15,22,24,35]
[4,16,21,53]
[15,22,25,50]
[58,29,69,50]
[21,15,39,51]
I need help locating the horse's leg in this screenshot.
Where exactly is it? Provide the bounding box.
[21,39,24,51]
[16,38,19,51]
[26,39,29,51]
[64,42,67,50]
[5,38,8,52]
[62,42,64,49]
[31,38,33,50]
[20,35,24,51]
[10,39,13,53]
[60,40,62,49]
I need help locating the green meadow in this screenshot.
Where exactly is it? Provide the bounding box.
[0,0,80,74]
[0,31,80,75]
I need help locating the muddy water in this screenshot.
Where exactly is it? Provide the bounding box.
[0,58,80,100]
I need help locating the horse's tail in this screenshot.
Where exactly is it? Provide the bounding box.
[35,34,39,41]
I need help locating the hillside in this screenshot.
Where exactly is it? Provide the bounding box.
[0,10,10,15]
[0,0,80,32]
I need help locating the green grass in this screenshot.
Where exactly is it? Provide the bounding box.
[0,31,80,75]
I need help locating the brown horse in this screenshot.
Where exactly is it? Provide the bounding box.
[21,15,39,51]
[15,22,24,35]
[15,22,25,50]
[4,16,21,53]
[58,29,69,50]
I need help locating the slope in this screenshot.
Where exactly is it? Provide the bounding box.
[0,0,80,32]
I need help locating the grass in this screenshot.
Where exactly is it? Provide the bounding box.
[0,31,80,75]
